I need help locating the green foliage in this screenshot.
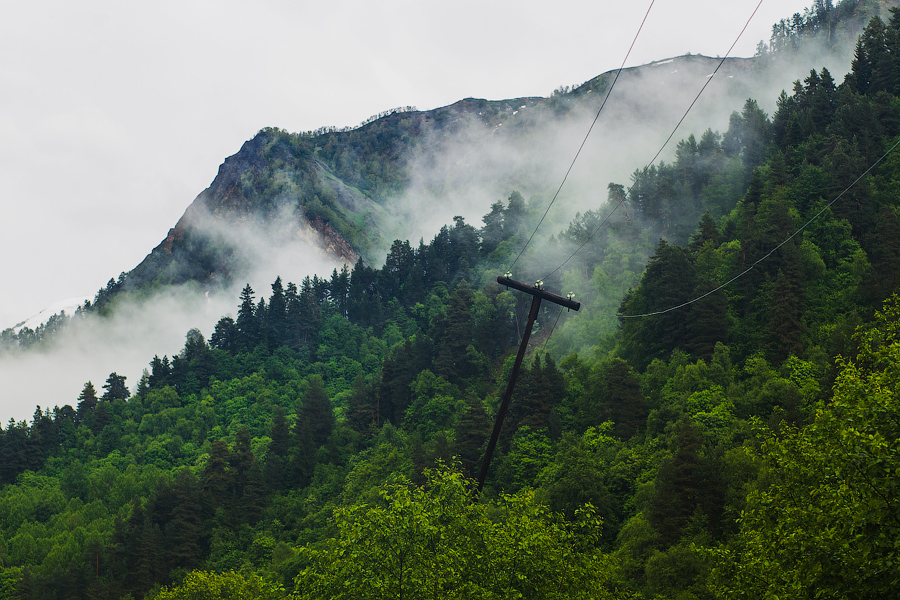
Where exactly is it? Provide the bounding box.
[295,467,617,600]
[712,295,900,598]
[153,570,285,600]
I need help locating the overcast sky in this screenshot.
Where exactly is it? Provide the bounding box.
[1,0,816,329]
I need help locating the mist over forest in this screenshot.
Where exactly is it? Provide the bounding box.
[2,1,900,599]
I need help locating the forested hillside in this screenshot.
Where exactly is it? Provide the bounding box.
[3,3,900,599]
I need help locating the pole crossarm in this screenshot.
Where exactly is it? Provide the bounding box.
[496,276,581,311]
[476,277,580,493]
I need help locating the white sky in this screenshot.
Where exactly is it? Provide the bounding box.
[1,0,816,329]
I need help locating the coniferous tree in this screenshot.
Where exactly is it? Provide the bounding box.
[296,376,334,450]
[210,315,238,352]
[648,418,703,546]
[345,373,378,433]
[101,372,130,402]
[619,240,697,369]
[202,440,232,514]
[684,281,729,361]
[453,394,492,478]
[433,280,476,385]
[235,284,259,350]
[166,469,203,570]
[75,381,98,427]
[592,358,648,440]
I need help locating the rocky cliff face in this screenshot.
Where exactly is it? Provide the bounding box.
[125,130,362,292]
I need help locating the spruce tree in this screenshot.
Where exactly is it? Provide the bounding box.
[75,381,98,427]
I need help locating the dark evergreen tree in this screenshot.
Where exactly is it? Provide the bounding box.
[210,315,238,352]
[378,335,434,426]
[684,280,729,361]
[480,200,506,256]
[648,418,703,546]
[589,359,648,440]
[75,381,98,427]
[201,440,233,514]
[328,265,351,316]
[235,284,260,350]
[0,419,27,484]
[101,372,129,402]
[166,469,203,570]
[345,373,378,433]
[619,240,697,369]
[296,375,334,450]
[433,280,476,385]
[453,394,492,478]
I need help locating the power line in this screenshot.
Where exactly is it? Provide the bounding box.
[506,0,657,275]
[617,135,900,319]
[542,0,766,282]
[647,0,765,168]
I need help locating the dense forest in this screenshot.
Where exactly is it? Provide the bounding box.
[4,3,900,599]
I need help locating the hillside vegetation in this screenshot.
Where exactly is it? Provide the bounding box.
[3,2,900,599]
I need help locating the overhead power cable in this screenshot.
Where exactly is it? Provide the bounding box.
[618,135,900,319]
[506,0,657,275]
[646,0,765,167]
[542,0,766,282]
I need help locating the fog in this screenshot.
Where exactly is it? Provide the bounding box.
[0,213,345,424]
[382,40,858,252]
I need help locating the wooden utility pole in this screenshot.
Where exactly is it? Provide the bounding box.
[476,276,580,492]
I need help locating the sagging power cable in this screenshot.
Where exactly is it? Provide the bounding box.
[506,0,657,275]
[618,135,900,319]
[542,0,766,282]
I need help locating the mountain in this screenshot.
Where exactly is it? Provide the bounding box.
[110,64,811,294]
[6,3,900,599]
[87,0,888,306]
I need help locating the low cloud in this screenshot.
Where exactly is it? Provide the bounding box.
[0,208,346,424]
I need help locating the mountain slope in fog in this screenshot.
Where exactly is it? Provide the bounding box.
[110,0,891,301]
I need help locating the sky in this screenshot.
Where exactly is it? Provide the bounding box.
[0,0,819,331]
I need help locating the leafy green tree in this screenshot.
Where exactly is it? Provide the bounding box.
[155,570,284,600]
[295,468,616,600]
[711,295,900,598]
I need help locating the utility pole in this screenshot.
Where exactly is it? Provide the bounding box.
[476,275,580,492]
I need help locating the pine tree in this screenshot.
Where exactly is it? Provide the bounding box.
[101,372,129,402]
[296,376,334,450]
[166,469,203,570]
[648,418,703,546]
[345,373,377,433]
[433,280,476,384]
[266,276,288,348]
[235,284,259,350]
[453,394,492,478]
[594,358,648,439]
[685,281,729,361]
[75,381,98,427]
